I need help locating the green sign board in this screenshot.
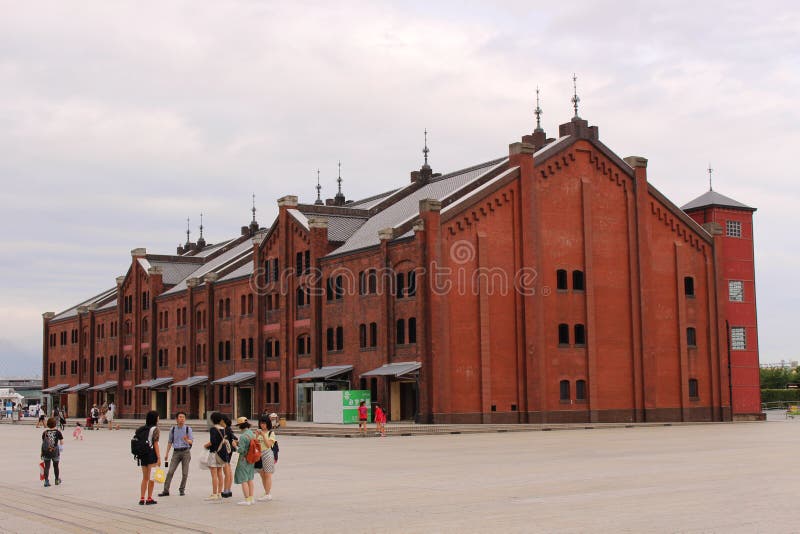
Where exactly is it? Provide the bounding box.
[342,390,371,424]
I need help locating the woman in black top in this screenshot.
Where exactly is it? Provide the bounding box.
[138,410,160,505]
[221,414,238,498]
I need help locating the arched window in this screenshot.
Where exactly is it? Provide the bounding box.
[408,317,417,344]
[369,322,377,347]
[359,324,367,348]
[218,299,224,318]
[396,319,405,345]
[576,380,587,401]
[559,380,570,402]
[225,298,231,317]
[556,269,568,290]
[407,270,417,297]
[574,324,586,346]
[396,272,405,298]
[327,328,334,351]
[572,270,585,291]
[336,326,344,351]
[558,324,569,345]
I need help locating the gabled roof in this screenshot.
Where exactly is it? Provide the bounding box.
[329,157,508,256]
[681,190,755,212]
[137,257,204,285]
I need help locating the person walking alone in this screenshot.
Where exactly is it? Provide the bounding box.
[41,417,64,487]
[136,410,161,506]
[159,411,193,497]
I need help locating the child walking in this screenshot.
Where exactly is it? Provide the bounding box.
[374,404,386,436]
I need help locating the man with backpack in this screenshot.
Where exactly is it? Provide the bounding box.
[158,411,194,497]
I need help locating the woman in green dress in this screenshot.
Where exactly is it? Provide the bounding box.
[233,417,256,506]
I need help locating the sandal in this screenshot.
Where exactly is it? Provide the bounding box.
[138,499,145,505]
[145,498,157,505]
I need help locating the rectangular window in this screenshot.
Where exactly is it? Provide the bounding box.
[731,327,746,350]
[728,280,744,302]
[726,220,742,238]
[688,378,699,399]
[686,327,697,347]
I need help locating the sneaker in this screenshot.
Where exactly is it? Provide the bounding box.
[204,494,220,501]
[179,490,185,496]
[138,499,145,505]
[221,491,232,498]
[158,490,169,497]
[257,494,272,501]
[145,499,157,505]
[43,480,50,487]
[236,500,252,506]
[55,479,61,485]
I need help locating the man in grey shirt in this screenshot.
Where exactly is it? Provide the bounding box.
[159,411,194,496]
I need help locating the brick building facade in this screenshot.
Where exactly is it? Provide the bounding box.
[42,112,761,423]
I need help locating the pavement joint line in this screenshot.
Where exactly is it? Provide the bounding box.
[0,482,220,534]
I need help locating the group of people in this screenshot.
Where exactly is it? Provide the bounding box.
[133,410,278,507]
[88,402,117,430]
[359,401,387,437]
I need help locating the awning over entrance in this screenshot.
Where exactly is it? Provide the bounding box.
[63,383,90,393]
[135,377,174,389]
[41,384,69,394]
[88,380,118,391]
[172,375,208,387]
[293,365,353,380]
[361,362,421,377]
[212,371,256,385]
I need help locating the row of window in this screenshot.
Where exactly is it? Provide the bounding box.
[558,378,699,402]
[556,270,584,291]
[685,326,747,350]
[684,277,745,302]
[558,324,586,346]
[95,355,118,373]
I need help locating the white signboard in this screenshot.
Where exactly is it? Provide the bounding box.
[312,391,343,423]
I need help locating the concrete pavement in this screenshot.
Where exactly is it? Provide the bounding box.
[0,414,797,533]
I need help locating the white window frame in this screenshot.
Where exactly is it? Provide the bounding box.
[731,327,746,350]
[726,220,742,238]
[728,280,744,302]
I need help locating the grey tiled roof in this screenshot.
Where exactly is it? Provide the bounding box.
[682,190,755,211]
[160,239,254,296]
[348,189,400,209]
[193,240,233,257]
[148,260,204,285]
[52,287,118,321]
[218,261,254,282]
[330,158,507,256]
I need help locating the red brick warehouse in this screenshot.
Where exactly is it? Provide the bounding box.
[41,98,761,423]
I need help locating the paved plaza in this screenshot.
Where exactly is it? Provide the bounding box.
[0,415,797,533]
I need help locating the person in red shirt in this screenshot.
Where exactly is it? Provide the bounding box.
[373,404,386,437]
[358,401,368,436]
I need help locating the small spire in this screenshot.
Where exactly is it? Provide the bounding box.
[337,161,343,195]
[423,129,430,168]
[534,86,543,132]
[185,217,190,245]
[315,169,323,205]
[199,213,204,239]
[251,193,257,223]
[707,164,714,192]
[571,73,580,119]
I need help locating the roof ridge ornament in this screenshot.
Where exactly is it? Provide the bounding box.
[423,129,430,168]
[534,87,543,132]
[197,213,206,247]
[334,161,345,205]
[571,73,580,119]
[251,193,257,223]
[185,217,190,246]
[315,169,323,205]
[708,164,714,192]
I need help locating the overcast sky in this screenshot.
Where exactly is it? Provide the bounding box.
[1,1,798,376]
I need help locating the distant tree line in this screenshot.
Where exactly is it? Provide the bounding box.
[760,366,800,390]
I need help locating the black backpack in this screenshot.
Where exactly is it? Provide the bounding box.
[41,430,58,459]
[130,425,153,459]
[271,436,279,463]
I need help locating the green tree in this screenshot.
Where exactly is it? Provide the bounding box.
[760,367,800,389]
